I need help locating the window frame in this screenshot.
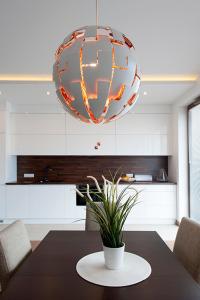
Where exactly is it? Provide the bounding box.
[187,96,200,217]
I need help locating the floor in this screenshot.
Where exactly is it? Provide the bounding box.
[0,223,178,251]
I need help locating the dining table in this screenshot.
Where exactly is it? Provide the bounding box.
[1,230,200,300]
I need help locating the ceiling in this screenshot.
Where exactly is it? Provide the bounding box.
[0,0,199,105]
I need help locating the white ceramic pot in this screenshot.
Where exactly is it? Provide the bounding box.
[103,243,125,270]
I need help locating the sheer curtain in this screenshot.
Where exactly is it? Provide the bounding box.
[189,104,200,221]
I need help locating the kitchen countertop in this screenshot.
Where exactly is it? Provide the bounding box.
[6,181,176,185]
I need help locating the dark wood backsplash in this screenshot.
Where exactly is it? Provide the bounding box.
[17,156,168,183]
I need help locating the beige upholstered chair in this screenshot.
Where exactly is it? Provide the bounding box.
[85,203,102,231]
[174,217,200,284]
[0,220,32,292]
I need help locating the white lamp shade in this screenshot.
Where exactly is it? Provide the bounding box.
[53,26,140,124]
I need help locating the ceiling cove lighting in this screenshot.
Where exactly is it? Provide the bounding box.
[53,1,140,124]
[0,74,197,83]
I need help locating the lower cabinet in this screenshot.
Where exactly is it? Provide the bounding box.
[121,184,177,224]
[4,185,78,224]
[3,184,176,225]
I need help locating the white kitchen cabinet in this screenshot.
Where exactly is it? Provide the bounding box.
[67,135,116,155]
[4,184,77,223]
[116,134,170,155]
[10,134,66,155]
[66,114,115,135]
[0,185,6,220]
[4,184,176,224]
[29,186,67,219]
[9,113,66,155]
[6,186,29,218]
[118,184,176,224]
[116,114,170,135]
[10,113,65,135]
[115,113,171,155]
[9,111,172,156]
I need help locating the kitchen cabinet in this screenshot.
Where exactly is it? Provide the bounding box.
[115,113,171,155]
[67,135,116,155]
[116,114,170,135]
[6,186,29,218]
[10,134,66,155]
[4,185,77,223]
[66,114,115,135]
[116,134,170,155]
[3,184,176,224]
[9,111,172,156]
[9,113,66,155]
[29,186,67,219]
[118,184,176,224]
[10,113,65,135]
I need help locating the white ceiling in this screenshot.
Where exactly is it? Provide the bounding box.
[0,0,199,105]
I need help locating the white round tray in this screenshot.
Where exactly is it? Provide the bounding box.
[76,251,151,287]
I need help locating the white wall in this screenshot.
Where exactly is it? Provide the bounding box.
[168,106,188,221]
[168,80,200,222]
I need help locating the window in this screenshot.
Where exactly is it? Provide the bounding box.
[188,97,200,221]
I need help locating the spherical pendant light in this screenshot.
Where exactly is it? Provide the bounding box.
[53,26,140,124]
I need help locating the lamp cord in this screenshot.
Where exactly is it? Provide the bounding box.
[96,0,99,27]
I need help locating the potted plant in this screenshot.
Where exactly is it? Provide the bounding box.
[76,174,140,270]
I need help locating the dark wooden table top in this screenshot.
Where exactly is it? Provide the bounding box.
[1,231,200,300]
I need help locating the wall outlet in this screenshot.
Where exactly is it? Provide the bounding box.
[24,173,35,178]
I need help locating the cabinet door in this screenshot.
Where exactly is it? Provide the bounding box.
[10,114,65,135]
[29,186,67,218]
[66,114,115,135]
[116,114,170,135]
[10,134,66,155]
[67,135,116,155]
[0,185,6,219]
[116,135,149,155]
[117,184,176,224]
[116,134,169,155]
[128,190,176,222]
[6,186,29,218]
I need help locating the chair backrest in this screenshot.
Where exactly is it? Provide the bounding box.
[0,220,32,292]
[173,217,200,284]
[85,203,102,231]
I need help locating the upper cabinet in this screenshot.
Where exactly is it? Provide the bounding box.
[115,113,171,155]
[9,108,172,156]
[66,114,115,135]
[10,113,66,155]
[10,134,66,155]
[10,113,65,135]
[67,134,116,155]
[116,114,170,135]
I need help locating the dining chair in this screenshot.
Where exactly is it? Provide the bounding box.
[0,220,32,292]
[85,203,102,231]
[173,217,200,284]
